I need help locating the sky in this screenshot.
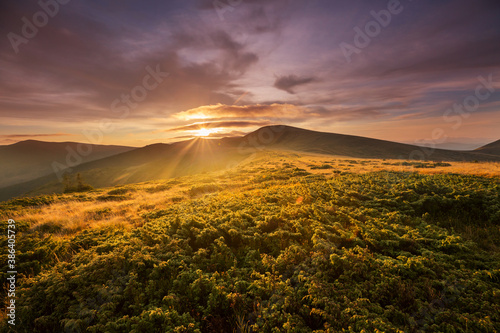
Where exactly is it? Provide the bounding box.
[1,0,499,149]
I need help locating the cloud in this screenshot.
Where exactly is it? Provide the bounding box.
[1,0,500,145]
[0,3,262,123]
[205,130,248,138]
[196,0,291,37]
[0,133,74,145]
[197,0,271,9]
[171,130,247,140]
[167,120,270,132]
[174,103,308,120]
[274,75,317,94]
[178,30,259,73]
[307,105,389,122]
[0,133,72,139]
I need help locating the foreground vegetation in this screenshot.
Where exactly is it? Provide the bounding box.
[1,156,499,332]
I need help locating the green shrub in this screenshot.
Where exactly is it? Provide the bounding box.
[2,168,499,332]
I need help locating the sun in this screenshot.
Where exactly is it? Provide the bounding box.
[194,128,213,137]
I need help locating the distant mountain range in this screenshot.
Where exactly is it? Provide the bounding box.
[0,140,133,188]
[1,126,499,201]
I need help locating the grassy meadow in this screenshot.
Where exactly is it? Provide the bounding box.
[1,152,499,332]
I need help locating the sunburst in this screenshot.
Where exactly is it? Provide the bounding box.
[193,127,218,137]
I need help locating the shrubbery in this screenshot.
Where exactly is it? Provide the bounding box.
[63,173,93,193]
[1,168,499,332]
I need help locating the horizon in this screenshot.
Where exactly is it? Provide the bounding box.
[1,124,498,151]
[1,1,500,149]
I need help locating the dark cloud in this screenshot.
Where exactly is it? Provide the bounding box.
[0,2,261,123]
[197,0,291,36]
[381,37,500,77]
[171,30,259,73]
[197,0,286,10]
[331,0,500,80]
[274,75,317,94]
[308,105,390,122]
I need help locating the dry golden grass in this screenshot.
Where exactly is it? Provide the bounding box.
[13,182,190,237]
[236,150,500,177]
[271,152,500,177]
[7,151,499,239]
[9,170,238,237]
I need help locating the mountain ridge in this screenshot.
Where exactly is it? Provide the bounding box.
[475,139,500,155]
[0,140,135,188]
[1,125,499,201]
[243,125,500,159]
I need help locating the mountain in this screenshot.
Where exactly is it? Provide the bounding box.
[0,138,252,201]
[241,126,500,161]
[1,126,499,201]
[0,140,134,188]
[475,139,500,156]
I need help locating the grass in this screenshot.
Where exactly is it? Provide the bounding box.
[0,152,499,332]
[3,152,499,243]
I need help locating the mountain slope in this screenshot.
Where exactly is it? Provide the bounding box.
[475,139,500,156]
[1,126,499,201]
[0,140,134,188]
[0,138,254,201]
[241,126,500,161]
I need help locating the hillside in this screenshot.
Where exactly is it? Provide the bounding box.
[0,140,134,188]
[1,158,499,332]
[475,139,500,156]
[242,126,500,161]
[1,126,499,202]
[0,138,254,201]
